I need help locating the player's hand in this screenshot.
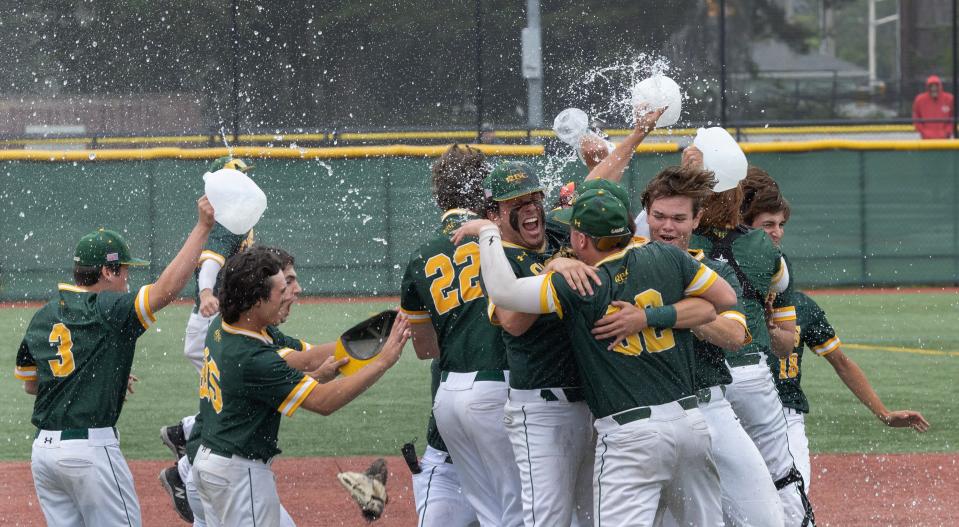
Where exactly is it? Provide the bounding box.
[592,300,647,350]
[544,257,601,296]
[197,195,216,229]
[378,314,411,368]
[634,105,667,135]
[199,289,220,317]
[881,410,930,432]
[681,145,704,170]
[451,219,496,245]
[124,374,139,401]
[579,134,610,169]
[308,356,350,383]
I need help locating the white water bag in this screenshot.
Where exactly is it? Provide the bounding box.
[693,127,748,192]
[630,75,682,127]
[203,168,268,235]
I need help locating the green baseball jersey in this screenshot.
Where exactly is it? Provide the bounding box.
[770,253,798,326]
[690,226,784,359]
[187,321,308,463]
[15,283,154,430]
[688,250,745,391]
[768,291,840,413]
[544,208,571,255]
[491,241,580,390]
[400,209,507,372]
[195,317,318,461]
[193,223,254,312]
[425,359,448,452]
[545,241,720,417]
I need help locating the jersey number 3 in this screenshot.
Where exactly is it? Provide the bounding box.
[425,242,482,315]
[198,348,224,413]
[607,289,676,356]
[48,323,76,377]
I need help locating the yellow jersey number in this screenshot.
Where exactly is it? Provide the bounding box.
[198,348,223,413]
[779,326,801,379]
[606,289,676,356]
[425,242,483,315]
[47,323,76,377]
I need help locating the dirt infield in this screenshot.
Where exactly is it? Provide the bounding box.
[1,453,956,526]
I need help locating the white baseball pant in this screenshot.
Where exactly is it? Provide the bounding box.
[593,398,723,527]
[184,311,214,372]
[179,454,294,527]
[193,446,288,527]
[663,385,784,527]
[432,371,524,527]
[32,428,141,527]
[726,359,812,527]
[504,389,594,527]
[412,445,480,527]
[784,408,811,492]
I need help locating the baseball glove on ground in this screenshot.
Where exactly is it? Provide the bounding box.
[337,458,389,521]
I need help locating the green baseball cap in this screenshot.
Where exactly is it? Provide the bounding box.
[74,229,149,267]
[552,189,630,238]
[206,156,254,174]
[484,161,544,201]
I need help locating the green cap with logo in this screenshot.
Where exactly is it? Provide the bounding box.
[551,179,631,226]
[552,188,630,238]
[206,156,254,174]
[484,161,545,201]
[74,229,149,267]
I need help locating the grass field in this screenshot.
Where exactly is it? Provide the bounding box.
[1,292,956,461]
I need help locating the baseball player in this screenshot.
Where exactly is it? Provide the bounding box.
[482,161,595,526]
[400,145,524,527]
[684,150,812,526]
[456,188,738,525]
[192,246,410,526]
[594,167,785,526]
[743,181,930,490]
[161,157,257,461]
[162,247,345,526]
[14,197,216,527]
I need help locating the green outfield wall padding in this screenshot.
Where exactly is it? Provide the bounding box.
[1,150,957,300]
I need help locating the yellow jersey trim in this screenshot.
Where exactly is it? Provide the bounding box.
[277,347,296,359]
[14,366,38,381]
[543,272,563,319]
[487,302,501,326]
[720,311,752,345]
[58,283,90,293]
[199,250,227,266]
[501,240,546,254]
[813,336,841,356]
[221,321,274,344]
[686,249,705,261]
[685,264,719,297]
[279,376,319,416]
[771,306,797,322]
[441,208,472,221]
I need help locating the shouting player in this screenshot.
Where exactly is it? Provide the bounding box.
[14,197,217,526]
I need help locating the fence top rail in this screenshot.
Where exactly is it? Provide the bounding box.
[0,123,936,147]
[0,139,956,162]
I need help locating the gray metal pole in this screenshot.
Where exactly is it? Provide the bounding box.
[475,0,484,141]
[523,0,543,129]
[953,0,957,137]
[719,0,727,127]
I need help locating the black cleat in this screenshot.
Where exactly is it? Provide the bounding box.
[158,465,194,523]
[160,423,187,460]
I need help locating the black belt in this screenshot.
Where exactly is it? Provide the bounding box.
[695,385,727,404]
[727,352,763,368]
[35,427,117,440]
[539,387,585,402]
[611,396,698,426]
[204,445,271,464]
[440,370,506,382]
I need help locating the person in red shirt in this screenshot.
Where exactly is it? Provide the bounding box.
[912,75,955,139]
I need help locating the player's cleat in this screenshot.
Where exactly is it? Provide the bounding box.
[160,423,188,460]
[159,466,194,523]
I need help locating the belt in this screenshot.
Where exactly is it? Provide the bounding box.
[611,396,698,426]
[510,387,585,403]
[440,370,506,382]
[727,352,764,368]
[695,385,727,404]
[205,445,272,464]
[35,427,117,441]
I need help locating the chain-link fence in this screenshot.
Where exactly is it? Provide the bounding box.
[1,1,955,143]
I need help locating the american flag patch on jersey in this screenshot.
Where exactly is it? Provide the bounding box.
[107,252,119,262]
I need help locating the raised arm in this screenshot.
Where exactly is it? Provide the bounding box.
[148,196,216,313]
[584,106,666,183]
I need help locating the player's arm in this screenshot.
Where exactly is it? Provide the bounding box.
[197,259,222,317]
[768,286,798,359]
[408,322,441,359]
[823,348,929,432]
[592,297,717,348]
[15,340,39,395]
[691,311,749,352]
[584,107,665,183]
[298,316,410,416]
[148,196,217,314]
